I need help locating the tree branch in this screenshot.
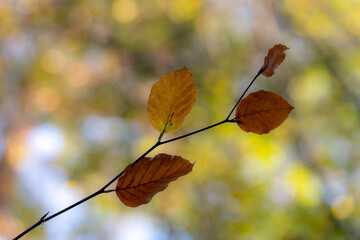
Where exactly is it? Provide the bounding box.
[13,69,262,239]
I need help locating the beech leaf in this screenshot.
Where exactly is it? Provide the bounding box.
[147,66,197,133]
[235,90,294,134]
[260,44,289,77]
[116,153,194,207]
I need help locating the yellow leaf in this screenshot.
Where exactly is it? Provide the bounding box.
[116,153,194,207]
[147,66,197,133]
[236,90,294,134]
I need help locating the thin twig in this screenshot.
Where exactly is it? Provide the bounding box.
[226,71,261,120]
[13,69,262,240]
[159,119,229,145]
[13,190,105,240]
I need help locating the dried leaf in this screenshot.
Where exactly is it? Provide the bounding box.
[116,153,194,207]
[260,44,289,77]
[235,90,294,134]
[147,67,197,133]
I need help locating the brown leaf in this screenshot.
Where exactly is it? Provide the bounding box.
[235,90,294,134]
[116,153,194,207]
[147,66,197,133]
[260,44,289,77]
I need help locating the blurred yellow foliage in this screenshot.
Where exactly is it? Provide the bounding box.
[331,195,354,220]
[284,162,322,206]
[112,0,139,23]
[167,0,203,22]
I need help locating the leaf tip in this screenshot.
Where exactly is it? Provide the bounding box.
[180,66,192,75]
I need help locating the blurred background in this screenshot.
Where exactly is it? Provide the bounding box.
[0,0,360,239]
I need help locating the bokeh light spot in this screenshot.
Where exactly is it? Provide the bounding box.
[109,213,169,240]
[34,87,62,112]
[112,0,139,23]
[331,195,354,220]
[41,48,68,74]
[26,124,65,161]
[168,0,202,23]
[283,162,322,206]
[65,62,92,87]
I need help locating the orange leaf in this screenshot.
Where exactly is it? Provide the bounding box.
[147,67,197,133]
[260,44,289,77]
[235,90,294,134]
[116,153,194,207]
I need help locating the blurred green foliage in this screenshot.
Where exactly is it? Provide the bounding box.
[1,0,360,239]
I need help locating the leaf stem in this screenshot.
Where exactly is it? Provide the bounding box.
[13,70,261,239]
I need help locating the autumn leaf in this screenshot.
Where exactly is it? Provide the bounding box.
[147,66,197,133]
[260,44,289,77]
[116,153,194,207]
[235,90,294,134]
